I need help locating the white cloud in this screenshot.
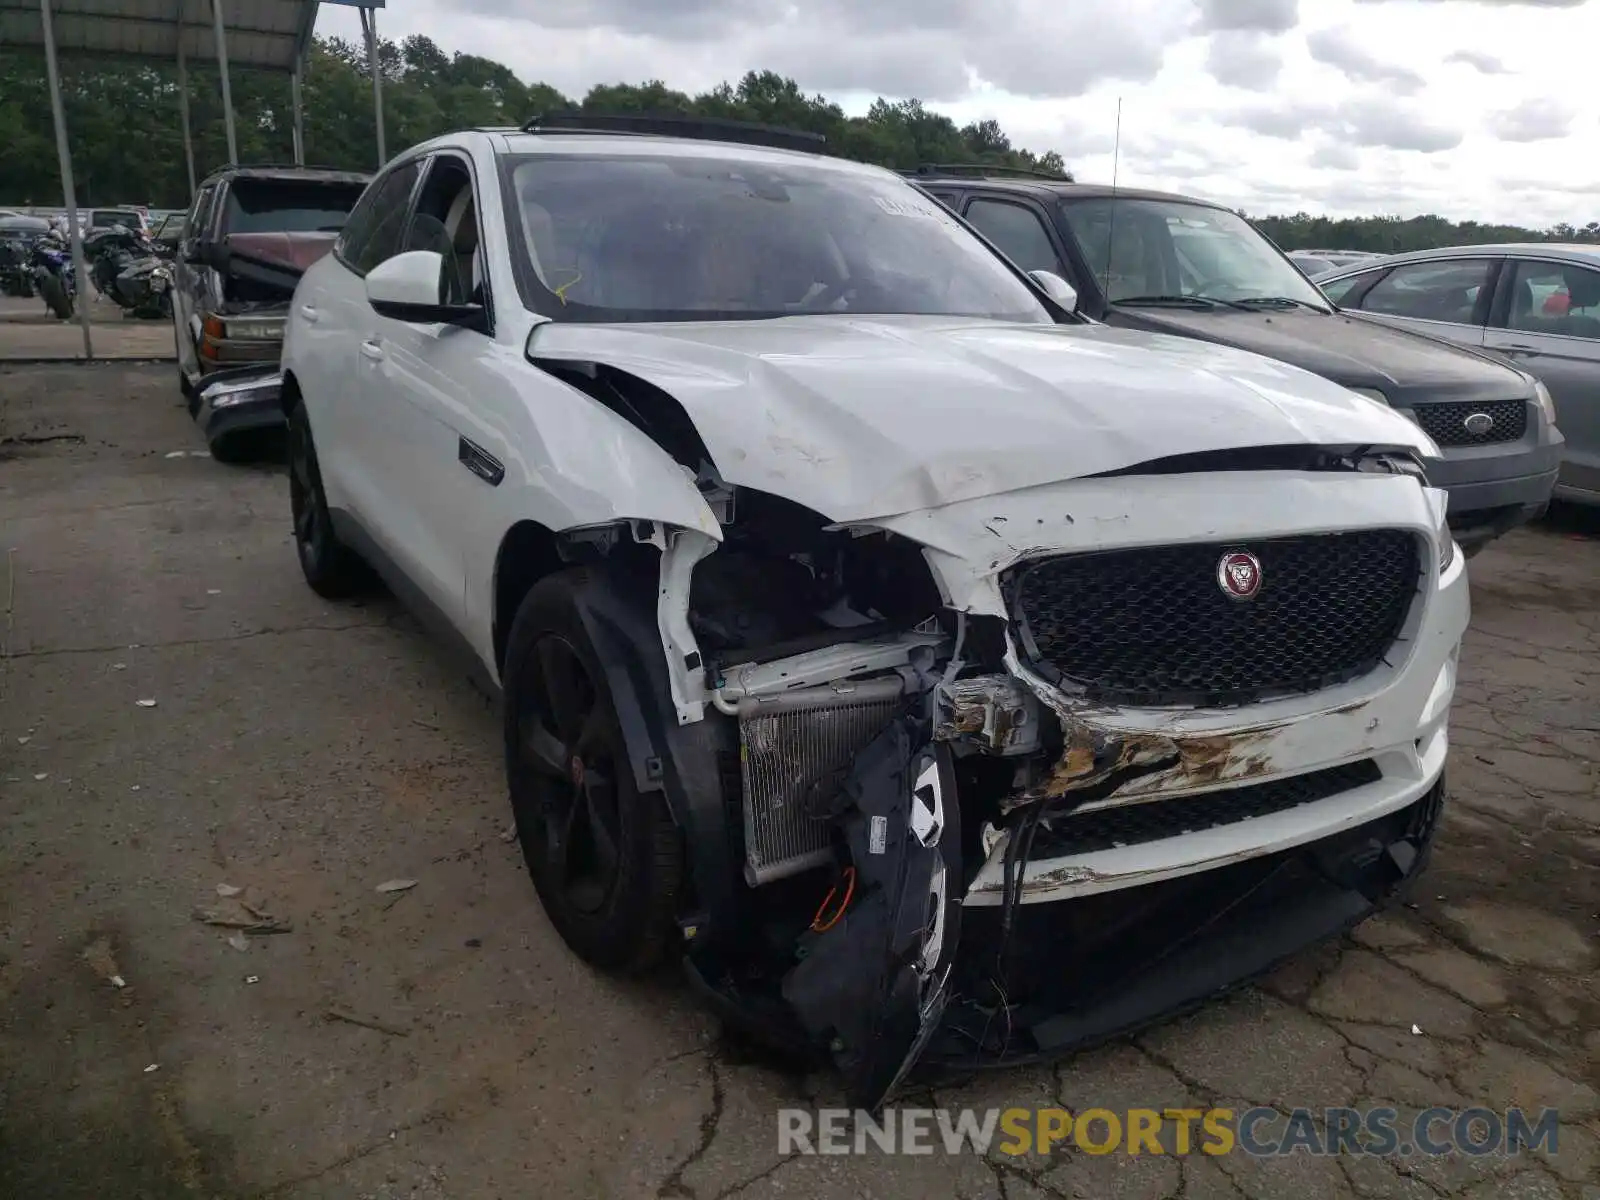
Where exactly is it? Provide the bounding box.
[1486,97,1576,141]
[319,0,1600,225]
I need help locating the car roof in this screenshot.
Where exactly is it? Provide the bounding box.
[198,164,371,187]
[1320,242,1600,277]
[902,173,1233,209]
[483,128,894,178]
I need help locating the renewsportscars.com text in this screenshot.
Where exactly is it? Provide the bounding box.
[777,1106,1561,1158]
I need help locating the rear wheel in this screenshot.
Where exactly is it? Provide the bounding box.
[39,274,71,320]
[287,398,372,598]
[503,570,683,974]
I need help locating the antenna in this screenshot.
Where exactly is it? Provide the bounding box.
[1100,96,1122,301]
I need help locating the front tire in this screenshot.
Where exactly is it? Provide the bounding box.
[502,570,684,974]
[287,398,372,598]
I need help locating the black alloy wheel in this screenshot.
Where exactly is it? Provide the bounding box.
[286,400,370,598]
[502,570,683,973]
[513,635,627,917]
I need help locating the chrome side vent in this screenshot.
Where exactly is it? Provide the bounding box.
[739,680,904,886]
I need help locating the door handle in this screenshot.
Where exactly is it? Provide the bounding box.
[458,437,505,487]
[359,339,384,361]
[299,303,319,323]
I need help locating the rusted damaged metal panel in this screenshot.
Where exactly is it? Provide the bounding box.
[934,673,1039,756]
[1009,720,1281,811]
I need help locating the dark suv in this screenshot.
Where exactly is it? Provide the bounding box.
[173,164,369,397]
[911,168,1564,551]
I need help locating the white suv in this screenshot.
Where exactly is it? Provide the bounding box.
[281,115,1468,1105]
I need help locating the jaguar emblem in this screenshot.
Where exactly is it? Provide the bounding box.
[1217,550,1263,600]
[1462,412,1494,435]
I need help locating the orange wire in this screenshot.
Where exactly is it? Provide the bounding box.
[810,866,857,933]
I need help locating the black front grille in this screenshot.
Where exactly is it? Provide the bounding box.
[1010,530,1420,707]
[1411,399,1526,446]
[1031,760,1383,855]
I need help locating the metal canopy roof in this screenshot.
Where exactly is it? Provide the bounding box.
[0,0,320,73]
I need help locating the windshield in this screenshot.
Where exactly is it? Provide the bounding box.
[504,153,1053,323]
[1058,198,1328,308]
[224,180,367,234]
[92,210,141,228]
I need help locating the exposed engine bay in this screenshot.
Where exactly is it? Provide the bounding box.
[534,358,1459,1108]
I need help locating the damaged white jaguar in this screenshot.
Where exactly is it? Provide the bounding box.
[280,114,1469,1107]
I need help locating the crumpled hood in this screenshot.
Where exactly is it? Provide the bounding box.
[529,315,1435,523]
[1111,306,1530,406]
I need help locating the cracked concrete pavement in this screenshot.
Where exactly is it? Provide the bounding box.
[1,364,1596,1199]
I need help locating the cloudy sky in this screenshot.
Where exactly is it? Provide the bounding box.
[318,0,1600,226]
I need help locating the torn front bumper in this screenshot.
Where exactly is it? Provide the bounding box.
[928,774,1446,1070]
[878,470,1468,909]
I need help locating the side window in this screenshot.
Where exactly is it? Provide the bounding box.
[1353,259,1494,325]
[404,154,485,312]
[1502,259,1600,339]
[1317,270,1374,306]
[965,198,1065,275]
[187,185,215,241]
[336,159,422,276]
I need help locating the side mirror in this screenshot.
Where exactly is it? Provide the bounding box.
[1030,269,1078,313]
[365,250,485,328]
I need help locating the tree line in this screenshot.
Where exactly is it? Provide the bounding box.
[2,34,1593,251]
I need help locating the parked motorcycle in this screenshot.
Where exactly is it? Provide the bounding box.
[86,225,172,318]
[29,234,76,320]
[0,238,35,297]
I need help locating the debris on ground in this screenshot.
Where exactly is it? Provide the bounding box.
[82,937,126,988]
[375,879,417,894]
[227,933,249,952]
[193,892,293,935]
[135,699,157,708]
[499,822,517,843]
[33,773,48,781]
[143,1063,160,1074]
[324,1006,411,1037]
[245,975,260,985]
[215,883,242,897]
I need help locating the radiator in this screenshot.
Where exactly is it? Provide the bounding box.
[739,680,904,885]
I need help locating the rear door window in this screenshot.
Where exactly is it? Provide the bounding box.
[1350,259,1495,326]
[1500,259,1600,339]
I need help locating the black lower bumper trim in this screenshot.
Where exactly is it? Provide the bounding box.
[924,778,1443,1072]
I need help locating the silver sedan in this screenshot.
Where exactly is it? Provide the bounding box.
[1318,243,1600,506]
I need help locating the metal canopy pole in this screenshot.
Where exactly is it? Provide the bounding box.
[212,0,237,165]
[360,6,386,167]
[177,28,196,199]
[291,62,304,165]
[38,0,93,360]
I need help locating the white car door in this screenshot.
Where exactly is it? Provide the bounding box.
[352,150,501,634]
[302,158,425,521]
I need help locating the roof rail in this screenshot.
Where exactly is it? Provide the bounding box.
[521,110,827,155]
[909,162,1073,181]
[206,161,367,175]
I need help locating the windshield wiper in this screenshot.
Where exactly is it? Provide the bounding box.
[1119,293,1262,311]
[1233,296,1330,313]
[1117,294,1220,309]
